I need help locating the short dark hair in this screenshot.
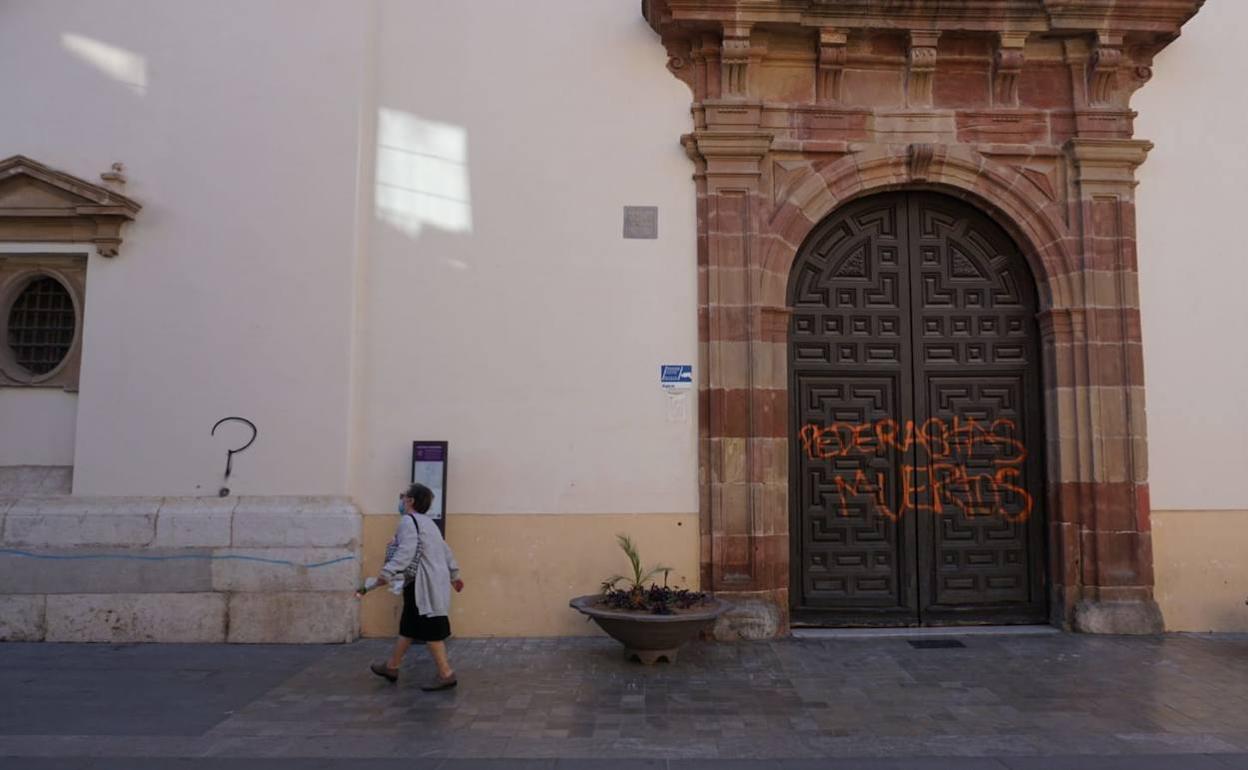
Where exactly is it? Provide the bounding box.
[405,483,434,513]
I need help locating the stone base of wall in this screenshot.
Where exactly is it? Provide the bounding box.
[0,496,361,643]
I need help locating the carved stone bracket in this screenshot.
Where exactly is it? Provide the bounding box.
[721,23,754,98]
[817,28,849,103]
[907,30,941,108]
[907,143,936,181]
[1089,32,1124,107]
[994,32,1028,106]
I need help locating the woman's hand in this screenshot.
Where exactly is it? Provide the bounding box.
[375,575,389,586]
[452,579,464,593]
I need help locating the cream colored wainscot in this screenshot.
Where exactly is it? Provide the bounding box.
[1152,510,1248,633]
[360,513,699,638]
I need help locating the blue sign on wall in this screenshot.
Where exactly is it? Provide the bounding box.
[660,364,693,390]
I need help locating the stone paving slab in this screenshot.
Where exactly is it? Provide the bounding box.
[2,757,1248,769]
[2,633,1248,764]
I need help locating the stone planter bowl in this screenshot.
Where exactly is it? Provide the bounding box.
[569,594,731,664]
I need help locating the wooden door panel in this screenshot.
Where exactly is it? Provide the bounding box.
[789,192,1047,626]
[790,195,917,624]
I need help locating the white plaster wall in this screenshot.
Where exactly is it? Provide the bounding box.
[0,390,76,466]
[0,1,367,496]
[1135,0,1248,511]
[349,1,699,514]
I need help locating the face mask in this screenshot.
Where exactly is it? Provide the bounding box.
[397,498,406,514]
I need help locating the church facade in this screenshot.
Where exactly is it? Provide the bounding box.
[1,0,1243,642]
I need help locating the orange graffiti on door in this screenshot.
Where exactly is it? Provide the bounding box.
[798,417,1034,523]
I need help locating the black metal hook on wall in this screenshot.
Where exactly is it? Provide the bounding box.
[211,416,257,497]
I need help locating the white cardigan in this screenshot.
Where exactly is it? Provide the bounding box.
[380,513,461,618]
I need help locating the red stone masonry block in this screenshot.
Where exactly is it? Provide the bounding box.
[1079,530,1152,588]
[1084,307,1141,344]
[1051,481,1151,539]
[956,111,1049,145]
[1074,111,1135,139]
[706,388,788,439]
[708,388,750,439]
[756,305,792,344]
[1135,483,1151,533]
[750,439,789,487]
[1049,519,1082,588]
[1090,481,1141,533]
[757,532,789,591]
[936,67,991,109]
[704,305,751,342]
[1121,343,1146,392]
[1049,111,1077,146]
[793,111,872,143]
[713,533,755,587]
[1019,65,1074,110]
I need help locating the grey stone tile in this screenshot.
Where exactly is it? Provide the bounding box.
[5,633,1248,763]
[1000,755,1232,770]
[552,761,667,770]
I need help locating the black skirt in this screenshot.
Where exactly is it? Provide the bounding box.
[399,580,451,642]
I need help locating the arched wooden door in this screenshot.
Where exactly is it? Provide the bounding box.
[788,191,1047,626]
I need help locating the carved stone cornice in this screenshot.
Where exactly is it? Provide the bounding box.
[645,1,1201,118]
[685,129,775,178]
[1067,138,1152,192]
[0,155,141,257]
[645,0,1203,36]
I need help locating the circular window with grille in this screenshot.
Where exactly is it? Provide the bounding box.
[5,275,77,378]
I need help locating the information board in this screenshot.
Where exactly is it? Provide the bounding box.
[411,441,448,536]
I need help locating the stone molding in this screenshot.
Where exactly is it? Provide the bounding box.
[0,155,141,258]
[645,0,1203,636]
[0,495,362,643]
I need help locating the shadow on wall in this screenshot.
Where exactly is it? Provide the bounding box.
[61,33,146,96]
[375,108,472,252]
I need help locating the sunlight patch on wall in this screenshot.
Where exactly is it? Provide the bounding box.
[61,33,147,95]
[375,109,472,238]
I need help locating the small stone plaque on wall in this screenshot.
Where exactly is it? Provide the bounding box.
[623,206,658,239]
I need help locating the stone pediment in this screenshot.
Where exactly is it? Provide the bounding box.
[0,155,141,257]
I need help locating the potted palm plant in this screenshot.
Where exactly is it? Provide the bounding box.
[569,534,729,664]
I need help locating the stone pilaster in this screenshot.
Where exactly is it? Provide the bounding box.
[1061,137,1162,633]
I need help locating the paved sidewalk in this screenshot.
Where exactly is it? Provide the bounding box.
[3,632,1248,769]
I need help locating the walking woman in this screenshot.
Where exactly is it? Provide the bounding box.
[369,483,463,690]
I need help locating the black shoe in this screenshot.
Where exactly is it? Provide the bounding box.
[370,662,399,683]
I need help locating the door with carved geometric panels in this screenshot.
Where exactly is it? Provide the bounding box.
[789,191,1047,626]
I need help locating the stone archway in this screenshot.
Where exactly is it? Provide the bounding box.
[644,0,1204,636]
